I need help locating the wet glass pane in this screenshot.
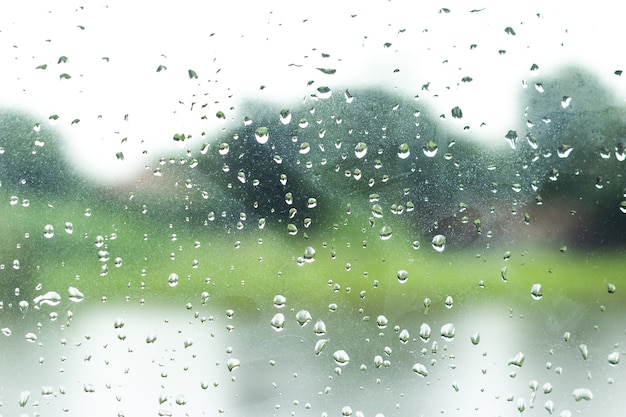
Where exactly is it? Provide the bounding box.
[1,2,624,416]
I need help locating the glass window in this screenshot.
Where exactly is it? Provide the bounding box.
[1,2,624,416]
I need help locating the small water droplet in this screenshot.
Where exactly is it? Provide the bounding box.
[218,143,230,155]
[333,350,350,366]
[397,143,410,159]
[608,351,620,365]
[505,130,518,149]
[314,319,327,335]
[579,343,589,360]
[412,363,428,377]
[19,391,31,407]
[317,86,332,99]
[471,332,480,345]
[501,266,509,282]
[440,323,455,340]
[33,291,61,308]
[399,329,410,344]
[64,222,73,234]
[419,323,431,341]
[146,333,157,343]
[572,388,593,402]
[279,109,291,125]
[431,235,446,252]
[167,273,179,287]
[451,106,463,119]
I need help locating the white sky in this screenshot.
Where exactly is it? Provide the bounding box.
[1,0,625,184]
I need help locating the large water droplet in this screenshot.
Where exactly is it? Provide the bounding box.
[33,291,61,308]
[168,273,179,287]
[431,235,446,252]
[43,225,54,238]
[423,141,438,157]
[303,246,316,262]
[379,226,393,240]
[227,358,241,372]
[440,323,455,340]
[314,339,328,355]
[355,142,368,159]
[530,283,543,300]
[270,313,285,331]
[419,323,431,341]
[296,310,312,326]
[608,351,620,365]
[273,294,286,308]
[333,350,350,366]
[68,286,84,303]
[19,391,31,407]
[508,352,525,367]
[572,388,593,402]
[254,127,269,144]
[314,319,327,335]
[397,143,410,159]
[397,269,408,283]
[412,363,428,377]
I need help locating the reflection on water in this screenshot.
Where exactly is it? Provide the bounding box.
[5,290,623,417]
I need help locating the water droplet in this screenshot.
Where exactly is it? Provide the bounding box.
[544,400,554,414]
[146,333,157,343]
[397,270,408,284]
[505,130,518,150]
[316,86,332,99]
[314,339,328,355]
[333,350,350,366]
[444,296,454,309]
[271,313,285,331]
[376,315,389,329]
[508,352,525,367]
[299,142,311,154]
[314,319,327,335]
[379,226,393,240]
[279,109,291,125]
[608,351,620,365]
[423,141,438,157]
[399,329,410,344]
[431,235,446,252]
[254,127,269,144]
[218,142,230,155]
[355,142,368,159]
[19,390,31,407]
[68,286,84,303]
[501,266,509,282]
[371,204,384,218]
[227,358,241,372]
[451,106,463,119]
[412,363,428,377]
[419,323,431,341]
[307,198,317,208]
[303,246,316,262]
[619,201,626,214]
[64,222,74,234]
[43,224,54,238]
[579,344,589,360]
[471,332,480,345]
[572,388,593,402]
[114,318,125,329]
[25,332,38,342]
[273,294,286,308]
[557,144,573,158]
[440,323,455,340]
[33,291,61,308]
[168,273,179,287]
[296,310,312,326]
[530,283,543,300]
[397,143,410,159]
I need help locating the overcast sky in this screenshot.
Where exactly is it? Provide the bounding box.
[1,0,624,183]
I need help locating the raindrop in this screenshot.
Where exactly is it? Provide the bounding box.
[501,266,508,282]
[419,323,431,341]
[505,130,518,150]
[412,363,428,377]
[608,351,620,365]
[423,140,438,157]
[355,142,368,158]
[399,329,410,343]
[579,344,589,360]
[379,226,393,240]
[254,127,269,144]
[431,235,446,252]
[333,350,350,366]
[444,296,454,308]
[303,246,316,262]
[451,106,463,119]
[168,273,179,287]
[376,315,389,329]
[317,86,332,98]
[296,310,312,326]
[68,286,84,303]
[279,109,292,125]
[227,358,241,372]
[314,319,327,335]
[397,270,408,283]
[218,143,230,155]
[299,142,311,154]
[470,332,480,345]
[270,313,285,331]
[43,224,54,238]
[440,323,455,340]
[64,222,73,234]
[572,388,593,402]
[397,143,410,159]
[273,294,286,308]
[33,291,61,308]
[146,333,157,344]
[608,283,616,294]
[371,204,384,218]
[530,283,543,300]
[314,339,328,355]
[19,391,31,407]
[508,352,525,367]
